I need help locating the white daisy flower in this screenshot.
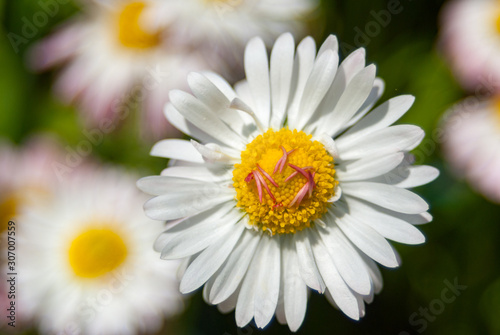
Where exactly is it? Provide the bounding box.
[138,33,439,331]
[30,0,210,139]
[17,166,184,335]
[439,0,500,91]
[162,0,317,74]
[442,97,500,203]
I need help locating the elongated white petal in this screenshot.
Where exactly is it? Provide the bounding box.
[309,229,361,320]
[341,181,429,214]
[330,208,399,268]
[270,33,295,129]
[294,231,326,292]
[245,37,271,128]
[371,165,440,188]
[337,125,425,160]
[317,225,372,295]
[254,236,281,328]
[295,50,338,130]
[150,139,203,163]
[169,90,245,148]
[160,166,232,182]
[341,196,426,245]
[210,229,261,304]
[180,221,245,293]
[283,238,308,332]
[336,152,405,181]
[340,95,415,145]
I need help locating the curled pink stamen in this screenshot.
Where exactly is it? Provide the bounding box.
[245,172,254,182]
[273,146,296,174]
[307,171,315,198]
[288,164,310,180]
[256,164,279,187]
[254,170,276,202]
[252,170,263,203]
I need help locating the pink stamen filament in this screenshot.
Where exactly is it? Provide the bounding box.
[254,170,276,202]
[273,146,296,174]
[256,164,279,187]
[245,172,254,182]
[288,182,309,208]
[252,170,263,202]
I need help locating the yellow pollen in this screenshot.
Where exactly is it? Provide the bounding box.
[233,128,338,235]
[68,227,128,278]
[117,2,161,50]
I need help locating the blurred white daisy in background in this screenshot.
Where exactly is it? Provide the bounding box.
[439,0,500,92]
[161,0,318,79]
[0,136,64,233]
[30,0,210,140]
[16,166,184,334]
[138,33,439,331]
[442,97,500,203]
[30,0,316,140]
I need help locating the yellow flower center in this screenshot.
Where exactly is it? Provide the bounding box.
[233,129,337,235]
[117,2,161,50]
[0,194,17,234]
[68,227,128,278]
[495,10,500,34]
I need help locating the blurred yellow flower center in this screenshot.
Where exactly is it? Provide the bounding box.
[0,194,17,234]
[233,129,337,235]
[117,2,161,49]
[69,228,128,278]
[495,11,500,34]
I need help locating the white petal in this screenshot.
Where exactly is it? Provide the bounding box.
[336,152,405,181]
[188,72,245,132]
[245,37,271,128]
[218,287,239,314]
[164,103,220,144]
[154,202,234,252]
[283,238,308,332]
[169,90,245,148]
[317,225,372,295]
[160,207,242,260]
[190,140,239,164]
[341,77,385,130]
[201,71,237,100]
[359,253,383,294]
[317,34,338,58]
[340,95,415,145]
[341,181,429,214]
[160,166,232,182]
[341,196,426,245]
[143,187,234,220]
[371,165,440,188]
[295,49,339,130]
[180,221,245,293]
[318,65,376,137]
[210,229,261,304]
[150,139,203,163]
[270,32,295,129]
[330,208,399,268]
[337,125,425,160]
[235,236,268,327]
[254,236,281,328]
[293,231,326,293]
[316,134,339,158]
[287,36,317,129]
[309,229,361,320]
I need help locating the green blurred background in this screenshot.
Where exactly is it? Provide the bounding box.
[1,0,499,334]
